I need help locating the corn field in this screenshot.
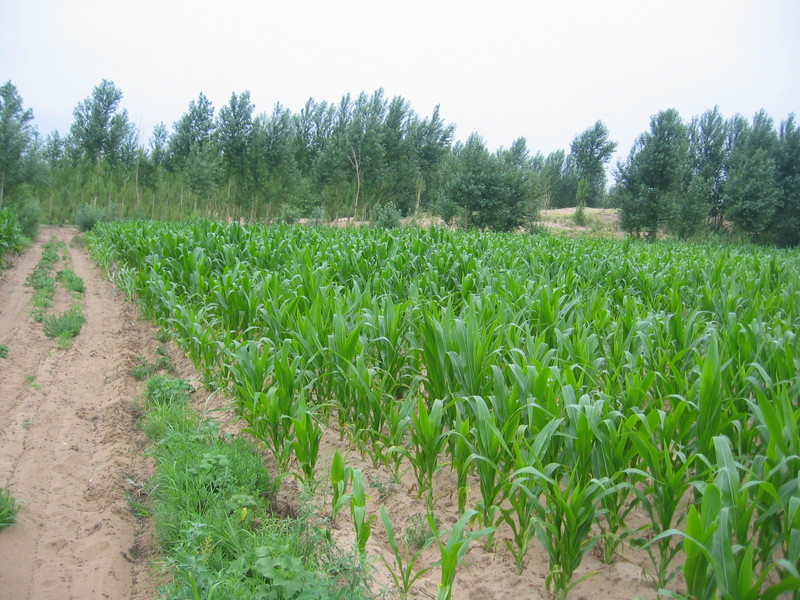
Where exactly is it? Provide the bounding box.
[87,220,800,599]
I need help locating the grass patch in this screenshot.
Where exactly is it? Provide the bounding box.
[0,488,19,529]
[140,380,372,599]
[131,357,157,381]
[43,307,85,341]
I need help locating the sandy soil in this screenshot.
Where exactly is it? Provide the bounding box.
[0,226,155,600]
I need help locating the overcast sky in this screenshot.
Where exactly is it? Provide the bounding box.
[2,0,798,165]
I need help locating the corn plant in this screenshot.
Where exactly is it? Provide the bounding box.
[378,505,433,600]
[514,463,611,600]
[330,449,352,521]
[350,469,375,557]
[466,395,516,548]
[501,417,562,574]
[399,397,450,507]
[428,509,495,600]
[289,392,323,489]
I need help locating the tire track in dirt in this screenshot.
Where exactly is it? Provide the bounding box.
[0,226,156,600]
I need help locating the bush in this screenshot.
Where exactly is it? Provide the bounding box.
[370,201,402,229]
[74,205,113,232]
[15,201,40,239]
[276,204,301,225]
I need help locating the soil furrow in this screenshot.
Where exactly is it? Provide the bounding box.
[0,226,154,600]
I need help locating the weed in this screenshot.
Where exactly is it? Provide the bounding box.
[0,488,18,528]
[0,344,7,358]
[57,269,85,293]
[22,419,33,429]
[405,512,437,550]
[43,307,84,339]
[130,357,155,380]
[144,374,193,406]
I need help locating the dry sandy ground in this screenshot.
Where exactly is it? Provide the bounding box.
[0,226,154,600]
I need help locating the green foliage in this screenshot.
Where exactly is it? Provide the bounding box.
[446,134,536,231]
[369,201,402,228]
[569,121,617,207]
[43,307,85,340]
[0,487,18,529]
[145,374,193,405]
[617,108,689,239]
[141,397,370,600]
[0,81,37,205]
[57,268,85,293]
[0,207,23,261]
[74,204,113,231]
[0,343,8,358]
[90,219,800,597]
[14,200,40,239]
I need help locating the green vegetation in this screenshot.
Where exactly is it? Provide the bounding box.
[2,76,799,244]
[0,488,19,529]
[88,219,800,599]
[0,207,24,265]
[0,343,7,358]
[139,375,371,600]
[43,306,84,343]
[57,268,86,293]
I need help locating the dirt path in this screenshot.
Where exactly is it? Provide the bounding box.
[0,226,155,600]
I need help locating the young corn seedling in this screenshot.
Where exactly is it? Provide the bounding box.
[466,395,515,549]
[330,449,353,521]
[400,397,450,508]
[429,509,495,600]
[379,505,433,600]
[289,392,323,489]
[446,415,474,516]
[350,469,375,557]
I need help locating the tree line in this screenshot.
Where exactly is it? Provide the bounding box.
[614,107,800,246]
[0,78,797,245]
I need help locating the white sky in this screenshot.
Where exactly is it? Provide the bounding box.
[1,0,798,165]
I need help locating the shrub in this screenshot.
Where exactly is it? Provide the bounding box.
[74,205,113,232]
[16,200,40,239]
[370,201,402,229]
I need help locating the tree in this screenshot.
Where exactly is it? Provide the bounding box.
[773,114,800,246]
[569,121,617,207]
[0,81,37,205]
[686,106,728,231]
[68,79,136,167]
[168,92,216,169]
[217,91,255,204]
[446,134,533,231]
[616,109,689,239]
[724,110,781,242]
[726,148,781,240]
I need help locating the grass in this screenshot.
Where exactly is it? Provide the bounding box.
[139,376,373,600]
[0,344,7,359]
[0,488,19,529]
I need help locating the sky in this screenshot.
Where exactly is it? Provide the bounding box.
[1,0,798,167]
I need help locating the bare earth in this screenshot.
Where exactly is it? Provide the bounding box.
[0,226,154,600]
